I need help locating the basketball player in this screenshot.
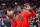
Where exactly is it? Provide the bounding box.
[8,3,36,27]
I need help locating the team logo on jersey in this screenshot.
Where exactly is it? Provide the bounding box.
[18,15,23,21]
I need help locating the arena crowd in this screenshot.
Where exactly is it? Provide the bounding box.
[0,0,40,27]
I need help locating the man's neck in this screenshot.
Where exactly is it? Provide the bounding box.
[23,9,29,12]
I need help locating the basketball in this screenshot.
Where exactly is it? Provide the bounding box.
[7,12,14,19]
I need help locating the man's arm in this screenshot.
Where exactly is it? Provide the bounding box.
[26,10,36,18]
[31,10,36,17]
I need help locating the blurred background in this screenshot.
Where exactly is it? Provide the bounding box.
[0,0,40,27]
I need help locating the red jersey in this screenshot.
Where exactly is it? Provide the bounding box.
[11,10,36,27]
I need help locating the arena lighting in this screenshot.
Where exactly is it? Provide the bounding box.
[15,2,17,5]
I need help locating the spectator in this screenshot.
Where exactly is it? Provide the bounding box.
[0,12,1,16]
[0,17,2,27]
[33,18,39,27]
[14,6,21,16]
[4,25,7,27]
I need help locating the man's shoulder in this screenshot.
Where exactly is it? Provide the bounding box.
[22,11,29,13]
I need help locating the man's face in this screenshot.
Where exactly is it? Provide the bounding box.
[17,6,21,11]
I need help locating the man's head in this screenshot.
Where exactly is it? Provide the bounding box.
[17,6,21,12]
[23,3,31,10]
